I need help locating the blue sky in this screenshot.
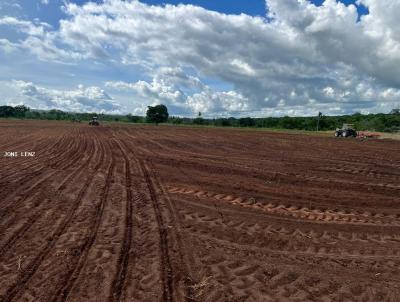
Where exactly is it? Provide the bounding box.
[0,0,399,116]
[141,0,268,16]
[2,0,368,27]
[141,0,369,17]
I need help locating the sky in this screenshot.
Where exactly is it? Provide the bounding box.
[0,0,399,117]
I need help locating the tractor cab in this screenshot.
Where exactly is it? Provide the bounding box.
[89,116,100,126]
[335,123,357,137]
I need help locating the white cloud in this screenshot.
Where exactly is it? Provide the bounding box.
[106,67,250,116]
[0,16,50,36]
[4,80,122,113]
[0,16,86,62]
[57,0,400,115]
[1,0,400,116]
[21,35,87,63]
[0,38,19,53]
[0,1,22,10]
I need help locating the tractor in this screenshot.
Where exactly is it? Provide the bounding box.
[335,124,357,137]
[89,116,100,126]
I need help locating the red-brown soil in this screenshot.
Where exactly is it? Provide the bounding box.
[1,120,400,302]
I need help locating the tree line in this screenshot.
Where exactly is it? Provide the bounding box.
[1,104,399,133]
[170,109,400,133]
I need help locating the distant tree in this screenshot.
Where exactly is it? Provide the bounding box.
[25,110,41,119]
[14,105,30,118]
[146,104,169,125]
[193,111,205,125]
[316,112,323,131]
[214,117,238,127]
[239,117,255,127]
[390,108,400,114]
[126,114,143,123]
[171,117,183,124]
[279,116,298,129]
[48,109,66,120]
[0,106,16,117]
[214,118,231,127]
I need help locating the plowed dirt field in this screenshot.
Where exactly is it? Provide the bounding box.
[1,120,400,302]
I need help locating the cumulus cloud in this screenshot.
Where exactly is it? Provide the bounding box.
[1,0,400,116]
[59,0,400,115]
[4,80,122,113]
[106,67,250,116]
[0,38,19,53]
[0,1,22,11]
[0,16,86,62]
[0,16,50,36]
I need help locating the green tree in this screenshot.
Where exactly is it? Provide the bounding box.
[193,111,205,125]
[214,118,231,127]
[14,105,30,118]
[0,106,16,117]
[146,104,169,125]
[48,109,65,120]
[279,116,298,129]
[126,114,143,123]
[239,117,255,127]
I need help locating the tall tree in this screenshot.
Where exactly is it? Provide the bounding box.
[146,104,169,125]
[14,105,30,118]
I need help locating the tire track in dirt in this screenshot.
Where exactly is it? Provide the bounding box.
[195,230,400,263]
[162,156,400,216]
[108,139,135,302]
[109,133,175,301]
[321,165,400,180]
[295,172,400,192]
[0,130,81,209]
[195,240,399,300]
[2,123,400,301]
[0,127,62,161]
[51,138,115,302]
[174,192,400,245]
[0,129,52,157]
[179,206,400,245]
[120,131,197,300]
[0,136,50,173]
[0,129,81,199]
[0,133,37,151]
[52,131,87,170]
[139,160,174,302]
[0,128,77,181]
[0,131,98,258]
[168,166,400,268]
[168,186,400,227]
[177,204,400,260]
[0,129,105,302]
[157,153,400,198]
[129,127,382,301]
[146,161,198,301]
[0,129,94,235]
[0,170,59,221]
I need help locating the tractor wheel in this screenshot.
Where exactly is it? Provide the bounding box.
[335,132,339,137]
[342,131,348,138]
